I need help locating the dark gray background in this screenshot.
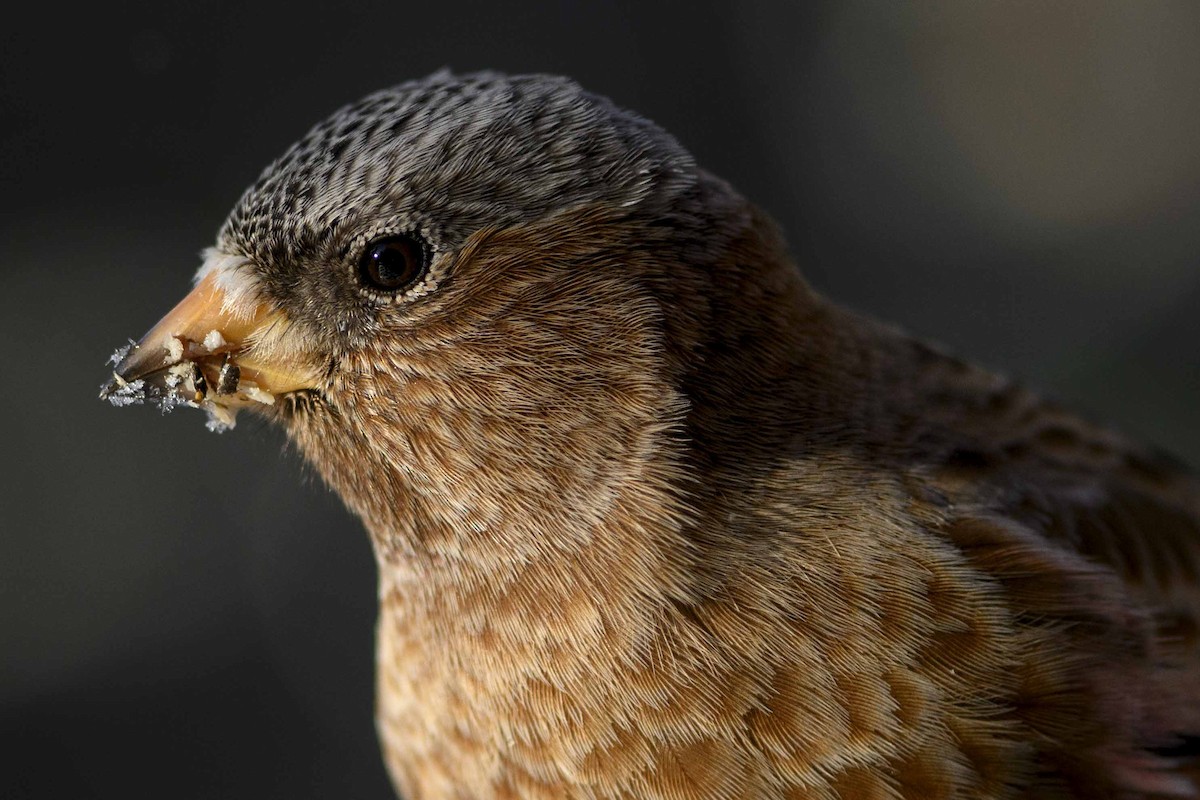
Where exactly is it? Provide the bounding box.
[4,2,1199,798]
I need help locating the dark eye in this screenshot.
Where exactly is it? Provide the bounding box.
[359,234,428,293]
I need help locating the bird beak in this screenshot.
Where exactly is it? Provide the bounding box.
[100,271,320,425]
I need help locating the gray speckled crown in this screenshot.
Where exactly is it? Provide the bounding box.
[218,71,700,265]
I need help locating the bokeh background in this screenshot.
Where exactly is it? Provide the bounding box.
[4,2,1199,797]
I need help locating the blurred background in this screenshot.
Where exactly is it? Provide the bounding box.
[3,1,1199,797]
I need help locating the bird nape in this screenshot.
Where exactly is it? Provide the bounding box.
[101,71,1200,799]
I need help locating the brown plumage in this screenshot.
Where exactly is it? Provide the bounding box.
[103,72,1200,799]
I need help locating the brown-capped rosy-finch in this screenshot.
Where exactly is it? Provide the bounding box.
[102,72,1200,799]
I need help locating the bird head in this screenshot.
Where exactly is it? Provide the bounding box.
[102,72,804,574]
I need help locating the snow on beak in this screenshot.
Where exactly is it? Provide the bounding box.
[100,270,320,431]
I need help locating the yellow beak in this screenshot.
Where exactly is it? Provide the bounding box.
[101,272,319,425]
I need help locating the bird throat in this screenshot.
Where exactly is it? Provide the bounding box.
[296,391,700,796]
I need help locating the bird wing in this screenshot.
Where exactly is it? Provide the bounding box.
[904,343,1200,793]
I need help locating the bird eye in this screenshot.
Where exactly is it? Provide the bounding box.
[359,234,428,294]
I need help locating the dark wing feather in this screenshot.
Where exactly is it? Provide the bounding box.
[897,339,1200,795]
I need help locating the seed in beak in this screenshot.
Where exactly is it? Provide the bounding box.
[191,363,208,403]
[217,358,240,395]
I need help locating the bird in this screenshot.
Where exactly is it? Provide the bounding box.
[102,71,1200,799]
